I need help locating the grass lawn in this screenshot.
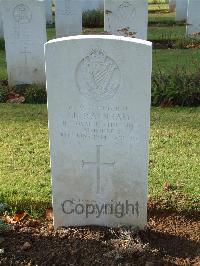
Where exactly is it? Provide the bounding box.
[153,49,200,74]
[149,12,175,24]
[0,105,199,216]
[0,50,7,80]
[148,26,186,40]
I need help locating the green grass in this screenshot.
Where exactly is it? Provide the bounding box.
[0,50,7,80]
[149,13,175,23]
[0,105,51,216]
[148,26,186,40]
[150,108,200,212]
[153,49,200,74]
[47,27,56,41]
[0,105,199,216]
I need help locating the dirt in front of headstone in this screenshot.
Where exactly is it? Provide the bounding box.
[0,204,199,266]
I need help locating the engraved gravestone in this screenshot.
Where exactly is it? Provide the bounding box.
[176,0,188,21]
[186,0,200,37]
[55,0,82,37]
[0,18,2,39]
[1,0,47,86]
[104,0,148,39]
[45,35,152,229]
[44,0,53,24]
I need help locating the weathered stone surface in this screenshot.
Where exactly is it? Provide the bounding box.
[45,35,152,229]
[1,0,47,86]
[176,0,188,21]
[104,0,148,39]
[186,0,200,37]
[55,0,82,37]
[44,0,53,24]
[0,0,3,38]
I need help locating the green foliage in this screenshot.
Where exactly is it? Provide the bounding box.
[152,71,200,106]
[0,39,5,51]
[14,84,29,95]
[0,84,47,104]
[83,9,104,28]
[0,83,9,103]
[0,204,9,215]
[23,85,47,104]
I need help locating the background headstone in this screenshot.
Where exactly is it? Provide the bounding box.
[45,35,152,229]
[104,0,148,39]
[1,0,47,86]
[82,0,104,12]
[186,0,200,37]
[55,0,82,37]
[169,0,176,12]
[176,0,188,21]
[0,0,3,38]
[44,0,53,24]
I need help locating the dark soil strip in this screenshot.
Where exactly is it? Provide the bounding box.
[148,22,185,27]
[0,206,199,265]
[151,39,175,49]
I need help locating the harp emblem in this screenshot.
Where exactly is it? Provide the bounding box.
[76,49,121,101]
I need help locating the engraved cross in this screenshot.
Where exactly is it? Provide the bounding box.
[20,47,31,65]
[82,145,115,194]
[63,0,71,15]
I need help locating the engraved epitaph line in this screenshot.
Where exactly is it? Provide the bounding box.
[82,145,115,194]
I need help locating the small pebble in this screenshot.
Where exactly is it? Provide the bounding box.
[21,242,32,251]
[0,248,4,254]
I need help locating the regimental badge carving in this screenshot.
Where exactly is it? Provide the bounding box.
[13,4,32,24]
[76,49,121,101]
[117,1,136,24]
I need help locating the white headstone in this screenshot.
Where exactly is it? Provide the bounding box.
[45,35,152,229]
[82,0,104,12]
[44,0,53,24]
[0,20,3,39]
[55,0,82,38]
[186,0,200,37]
[176,0,188,21]
[104,0,148,40]
[169,0,176,12]
[1,0,47,86]
[0,1,3,38]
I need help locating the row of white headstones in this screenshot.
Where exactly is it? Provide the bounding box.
[0,0,149,87]
[0,0,199,87]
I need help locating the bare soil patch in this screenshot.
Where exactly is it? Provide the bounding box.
[0,203,199,266]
